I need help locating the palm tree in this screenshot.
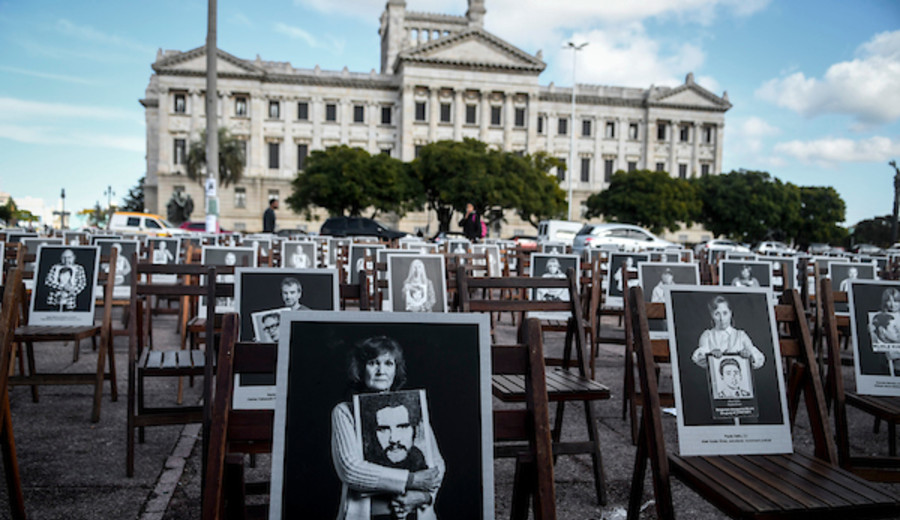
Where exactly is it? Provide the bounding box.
[186,127,246,188]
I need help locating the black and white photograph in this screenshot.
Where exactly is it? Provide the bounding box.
[831,262,876,313]
[6,231,38,243]
[269,312,493,520]
[201,246,258,313]
[148,237,181,283]
[95,239,139,299]
[232,267,339,409]
[281,240,317,269]
[404,242,439,254]
[649,250,682,263]
[446,239,470,255]
[29,245,101,327]
[387,254,447,313]
[638,262,699,338]
[606,252,649,307]
[541,242,566,254]
[760,256,797,291]
[472,244,501,277]
[62,231,88,246]
[724,252,757,262]
[666,286,791,456]
[21,237,64,289]
[348,243,385,285]
[89,234,121,245]
[529,253,579,320]
[244,235,273,257]
[848,281,900,396]
[328,238,350,267]
[719,260,773,290]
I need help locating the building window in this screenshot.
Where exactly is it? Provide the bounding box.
[678,164,688,179]
[465,104,477,124]
[268,142,280,169]
[381,106,392,125]
[657,122,667,141]
[173,138,186,166]
[514,107,525,128]
[629,123,639,140]
[679,125,690,142]
[490,106,502,126]
[604,159,614,183]
[655,162,665,172]
[703,125,714,144]
[325,103,337,122]
[234,187,246,208]
[173,93,186,113]
[556,158,566,181]
[558,117,568,135]
[235,96,247,117]
[415,102,427,122]
[580,157,590,183]
[582,119,592,137]
[353,105,365,123]
[605,121,616,139]
[238,139,247,166]
[701,163,710,176]
[268,189,280,201]
[297,143,308,171]
[297,101,309,120]
[380,148,392,156]
[536,115,544,134]
[268,100,280,119]
[440,103,451,123]
[414,145,423,158]
[627,161,637,172]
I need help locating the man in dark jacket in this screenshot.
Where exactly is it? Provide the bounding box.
[458,203,481,242]
[263,198,278,233]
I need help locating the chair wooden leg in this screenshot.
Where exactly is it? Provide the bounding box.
[890,421,897,456]
[1,393,26,520]
[107,336,118,402]
[91,334,106,423]
[583,400,607,505]
[874,417,881,434]
[25,342,38,403]
[627,424,648,520]
[509,457,533,520]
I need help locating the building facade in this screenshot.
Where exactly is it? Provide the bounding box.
[141,0,730,239]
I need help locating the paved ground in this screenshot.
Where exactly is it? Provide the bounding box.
[1,310,899,519]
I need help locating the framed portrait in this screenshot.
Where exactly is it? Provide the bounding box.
[6,232,38,243]
[29,245,101,327]
[528,253,579,320]
[848,281,900,396]
[281,240,317,269]
[472,244,501,277]
[94,239,139,299]
[606,252,649,308]
[541,242,566,255]
[89,234,121,245]
[446,239,470,255]
[386,254,447,313]
[348,243,385,285]
[649,250,682,263]
[724,252,757,261]
[21,238,64,289]
[200,246,258,314]
[759,256,797,291]
[376,249,419,287]
[244,235,273,257]
[666,286,791,456]
[404,242,439,254]
[719,260,773,291]
[62,231,88,246]
[327,238,349,267]
[638,262,699,339]
[830,262,876,314]
[269,312,493,520]
[148,237,181,283]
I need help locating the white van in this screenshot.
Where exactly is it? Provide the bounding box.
[537,220,584,246]
[107,212,188,236]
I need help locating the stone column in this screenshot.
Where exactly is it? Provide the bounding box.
[690,121,699,178]
[428,87,438,142]
[502,92,513,151]
[668,119,677,176]
[453,89,463,141]
[339,97,349,145]
[400,84,415,161]
[479,90,489,141]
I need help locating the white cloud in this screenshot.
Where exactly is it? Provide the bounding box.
[55,19,154,54]
[0,123,144,152]
[274,22,321,48]
[0,65,97,85]
[728,116,780,153]
[774,136,900,165]
[0,97,141,123]
[756,30,900,125]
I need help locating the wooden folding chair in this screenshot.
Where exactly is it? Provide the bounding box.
[821,277,900,480]
[626,285,900,519]
[0,266,26,520]
[457,266,610,504]
[11,247,118,423]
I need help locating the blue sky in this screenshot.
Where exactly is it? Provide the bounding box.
[1,0,898,229]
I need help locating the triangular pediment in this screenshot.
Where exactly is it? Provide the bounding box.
[650,78,731,110]
[399,29,544,72]
[153,47,264,76]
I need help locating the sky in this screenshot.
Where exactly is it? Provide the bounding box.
[0,0,898,229]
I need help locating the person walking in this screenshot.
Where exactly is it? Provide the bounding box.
[263,198,278,233]
[458,203,481,242]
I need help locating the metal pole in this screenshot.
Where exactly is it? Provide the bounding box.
[566,42,587,221]
[205,0,219,233]
[891,160,899,244]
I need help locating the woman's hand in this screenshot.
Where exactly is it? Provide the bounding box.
[710,349,723,358]
[739,348,752,359]
[407,467,440,491]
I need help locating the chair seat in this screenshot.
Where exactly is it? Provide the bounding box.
[14,325,100,342]
[846,393,900,420]
[138,349,207,377]
[670,451,900,519]
[493,367,610,402]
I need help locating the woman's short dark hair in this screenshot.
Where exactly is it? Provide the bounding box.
[347,336,407,394]
[707,295,732,316]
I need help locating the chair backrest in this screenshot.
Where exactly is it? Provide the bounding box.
[0,266,24,411]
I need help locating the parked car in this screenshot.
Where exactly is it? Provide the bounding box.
[693,238,752,256]
[431,231,467,245]
[754,241,795,255]
[319,216,406,239]
[537,219,583,246]
[807,243,831,255]
[573,223,675,253]
[511,234,539,251]
[107,211,188,236]
[179,221,231,233]
[851,243,884,255]
[275,228,309,238]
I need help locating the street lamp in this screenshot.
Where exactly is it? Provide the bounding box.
[566,41,588,221]
[53,188,70,230]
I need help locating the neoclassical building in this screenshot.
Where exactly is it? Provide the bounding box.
[141,0,730,239]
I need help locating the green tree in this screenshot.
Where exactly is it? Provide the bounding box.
[507,152,568,228]
[695,170,801,243]
[584,169,701,234]
[287,145,421,219]
[796,186,848,248]
[79,202,109,228]
[0,197,17,225]
[851,215,892,248]
[186,128,246,188]
[121,176,145,212]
